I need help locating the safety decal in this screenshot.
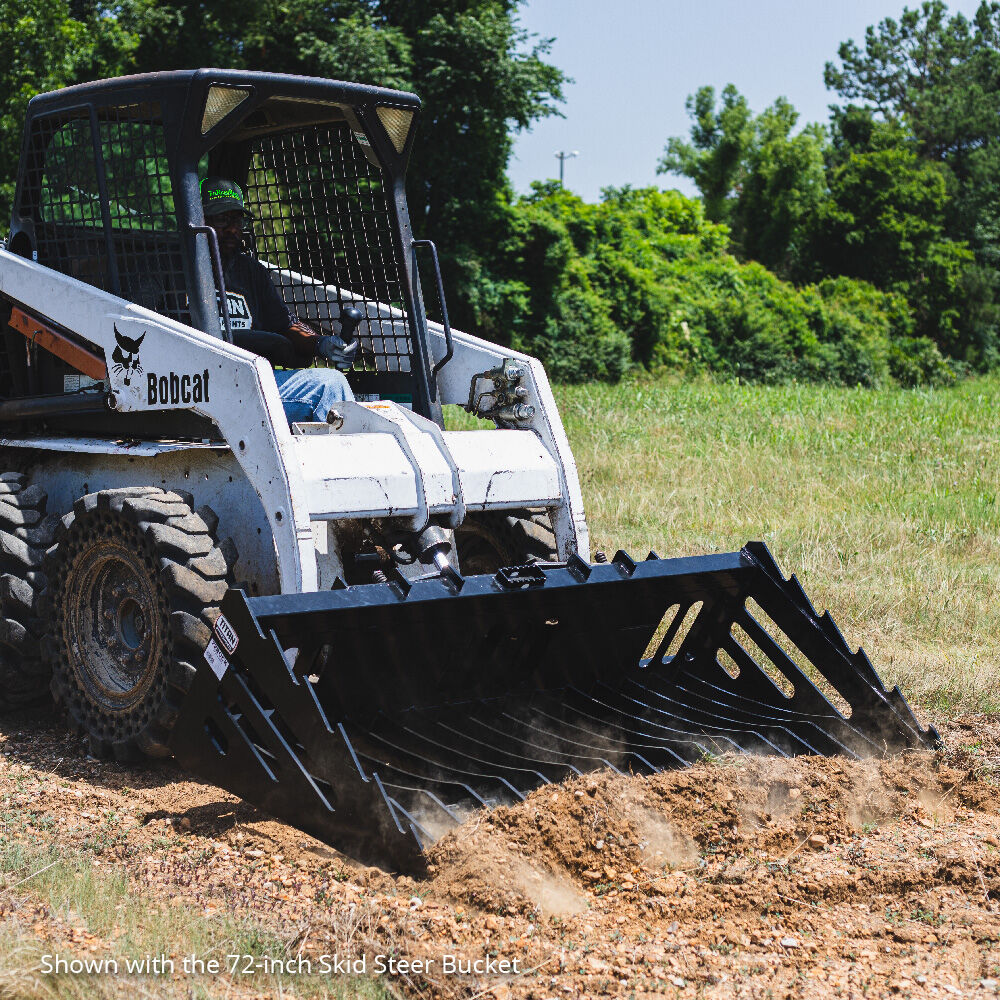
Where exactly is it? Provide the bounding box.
[204,638,230,680]
[214,613,239,655]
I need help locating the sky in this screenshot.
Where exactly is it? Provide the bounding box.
[507,0,985,202]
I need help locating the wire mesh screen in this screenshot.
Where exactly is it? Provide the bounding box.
[98,106,186,321]
[244,122,413,374]
[33,115,110,290]
[32,104,187,323]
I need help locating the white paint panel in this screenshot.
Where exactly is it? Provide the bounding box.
[0,249,316,593]
[426,318,589,559]
[16,445,280,596]
[443,430,561,509]
[0,436,226,456]
[355,403,455,511]
[293,433,420,519]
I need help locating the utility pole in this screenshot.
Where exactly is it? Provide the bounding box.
[555,150,579,186]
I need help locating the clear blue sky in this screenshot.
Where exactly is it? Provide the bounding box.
[507,0,984,201]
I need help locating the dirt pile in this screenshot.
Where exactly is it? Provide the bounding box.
[3,712,1000,998]
[423,748,996,914]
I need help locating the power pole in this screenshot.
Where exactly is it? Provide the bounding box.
[555,150,579,186]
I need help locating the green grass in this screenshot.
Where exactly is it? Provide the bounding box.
[448,373,1000,715]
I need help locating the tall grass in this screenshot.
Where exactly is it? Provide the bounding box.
[450,374,1000,714]
[562,375,1000,715]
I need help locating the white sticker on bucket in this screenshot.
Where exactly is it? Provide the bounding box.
[214,614,239,654]
[204,638,229,680]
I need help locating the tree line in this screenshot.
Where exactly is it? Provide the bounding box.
[0,0,995,385]
[657,0,1000,383]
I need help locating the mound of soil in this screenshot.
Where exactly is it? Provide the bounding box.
[4,711,1000,998]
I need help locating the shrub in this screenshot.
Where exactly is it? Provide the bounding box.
[888,337,956,387]
[492,183,953,386]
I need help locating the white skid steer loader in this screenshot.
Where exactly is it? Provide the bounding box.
[0,69,935,872]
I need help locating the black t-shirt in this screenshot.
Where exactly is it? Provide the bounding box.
[220,254,294,334]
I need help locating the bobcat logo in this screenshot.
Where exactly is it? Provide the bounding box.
[111,326,145,386]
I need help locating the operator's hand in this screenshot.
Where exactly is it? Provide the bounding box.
[315,334,359,371]
[285,319,322,360]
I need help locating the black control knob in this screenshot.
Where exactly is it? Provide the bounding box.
[339,305,364,342]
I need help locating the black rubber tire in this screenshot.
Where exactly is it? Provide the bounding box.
[0,472,59,709]
[454,510,558,576]
[42,487,234,760]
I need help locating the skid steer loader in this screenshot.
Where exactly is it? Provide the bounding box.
[0,69,936,873]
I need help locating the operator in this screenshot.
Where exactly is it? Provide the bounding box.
[200,177,356,423]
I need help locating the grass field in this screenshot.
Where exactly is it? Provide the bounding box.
[549,374,1000,717]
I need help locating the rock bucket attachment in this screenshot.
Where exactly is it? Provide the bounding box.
[169,542,938,874]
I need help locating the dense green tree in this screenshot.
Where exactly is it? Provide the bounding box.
[491,182,946,386]
[823,1,987,161]
[814,144,974,351]
[659,88,827,278]
[822,1,1000,363]
[824,1,1000,249]
[397,4,565,330]
[817,146,955,286]
[657,84,751,224]
[730,99,827,278]
[0,0,134,224]
[660,36,1000,367]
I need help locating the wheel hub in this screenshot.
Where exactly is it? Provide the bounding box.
[46,487,227,760]
[65,532,164,713]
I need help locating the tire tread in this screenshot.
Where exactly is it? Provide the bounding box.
[43,487,233,759]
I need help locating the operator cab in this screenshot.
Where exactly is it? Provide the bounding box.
[5,70,442,428]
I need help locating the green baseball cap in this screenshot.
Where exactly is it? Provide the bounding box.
[200,177,248,218]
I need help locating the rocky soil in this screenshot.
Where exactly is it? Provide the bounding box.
[3,710,1000,999]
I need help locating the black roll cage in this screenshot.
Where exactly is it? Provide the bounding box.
[9,69,442,423]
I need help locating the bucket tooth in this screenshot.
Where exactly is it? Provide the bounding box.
[851,646,894,692]
[612,550,636,575]
[818,609,852,656]
[786,574,817,617]
[171,542,937,872]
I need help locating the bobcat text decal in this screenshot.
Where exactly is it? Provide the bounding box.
[110,324,212,406]
[147,369,211,405]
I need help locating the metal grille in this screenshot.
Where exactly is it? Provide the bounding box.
[33,105,186,323]
[34,115,109,290]
[171,542,938,873]
[244,122,413,373]
[98,107,185,321]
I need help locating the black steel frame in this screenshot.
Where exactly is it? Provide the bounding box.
[170,542,938,874]
[8,70,440,422]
